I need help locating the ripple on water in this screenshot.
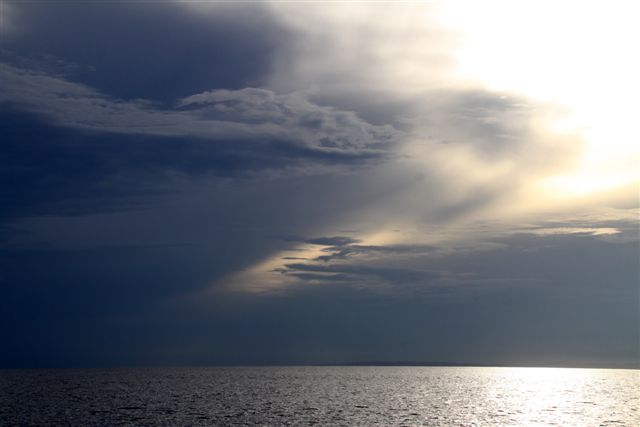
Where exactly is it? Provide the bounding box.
[0,366,638,426]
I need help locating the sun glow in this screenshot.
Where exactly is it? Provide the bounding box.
[437,0,640,199]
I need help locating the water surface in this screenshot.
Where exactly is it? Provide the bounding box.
[1,366,638,425]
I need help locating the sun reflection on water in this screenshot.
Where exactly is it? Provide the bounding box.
[474,367,638,426]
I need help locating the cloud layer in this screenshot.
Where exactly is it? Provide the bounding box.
[0,1,637,368]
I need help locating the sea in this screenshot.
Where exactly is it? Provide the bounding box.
[1,366,638,426]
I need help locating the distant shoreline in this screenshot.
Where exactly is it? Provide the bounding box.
[315,361,640,370]
[1,362,638,371]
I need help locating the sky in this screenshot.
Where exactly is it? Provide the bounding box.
[0,0,638,369]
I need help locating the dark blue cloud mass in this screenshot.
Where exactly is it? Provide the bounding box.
[0,1,637,370]
[0,108,391,220]
[2,2,290,103]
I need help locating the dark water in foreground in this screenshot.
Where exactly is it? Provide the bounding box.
[1,366,638,426]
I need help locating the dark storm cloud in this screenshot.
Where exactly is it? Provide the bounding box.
[0,63,400,154]
[1,0,398,220]
[0,2,405,370]
[2,1,289,103]
[251,230,637,367]
[0,109,386,221]
[308,91,417,130]
[178,88,398,153]
[0,64,400,220]
[1,1,636,371]
[0,241,257,368]
[146,231,640,367]
[304,236,360,246]
[274,229,638,304]
[279,263,441,287]
[316,242,439,262]
[280,235,438,262]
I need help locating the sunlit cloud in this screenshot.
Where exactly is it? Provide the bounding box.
[208,1,639,294]
[438,0,640,200]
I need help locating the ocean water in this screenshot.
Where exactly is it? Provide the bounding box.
[1,366,638,426]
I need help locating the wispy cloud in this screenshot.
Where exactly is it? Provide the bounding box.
[1,64,400,157]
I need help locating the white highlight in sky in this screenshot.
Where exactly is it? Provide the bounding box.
[437,0,640,198]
